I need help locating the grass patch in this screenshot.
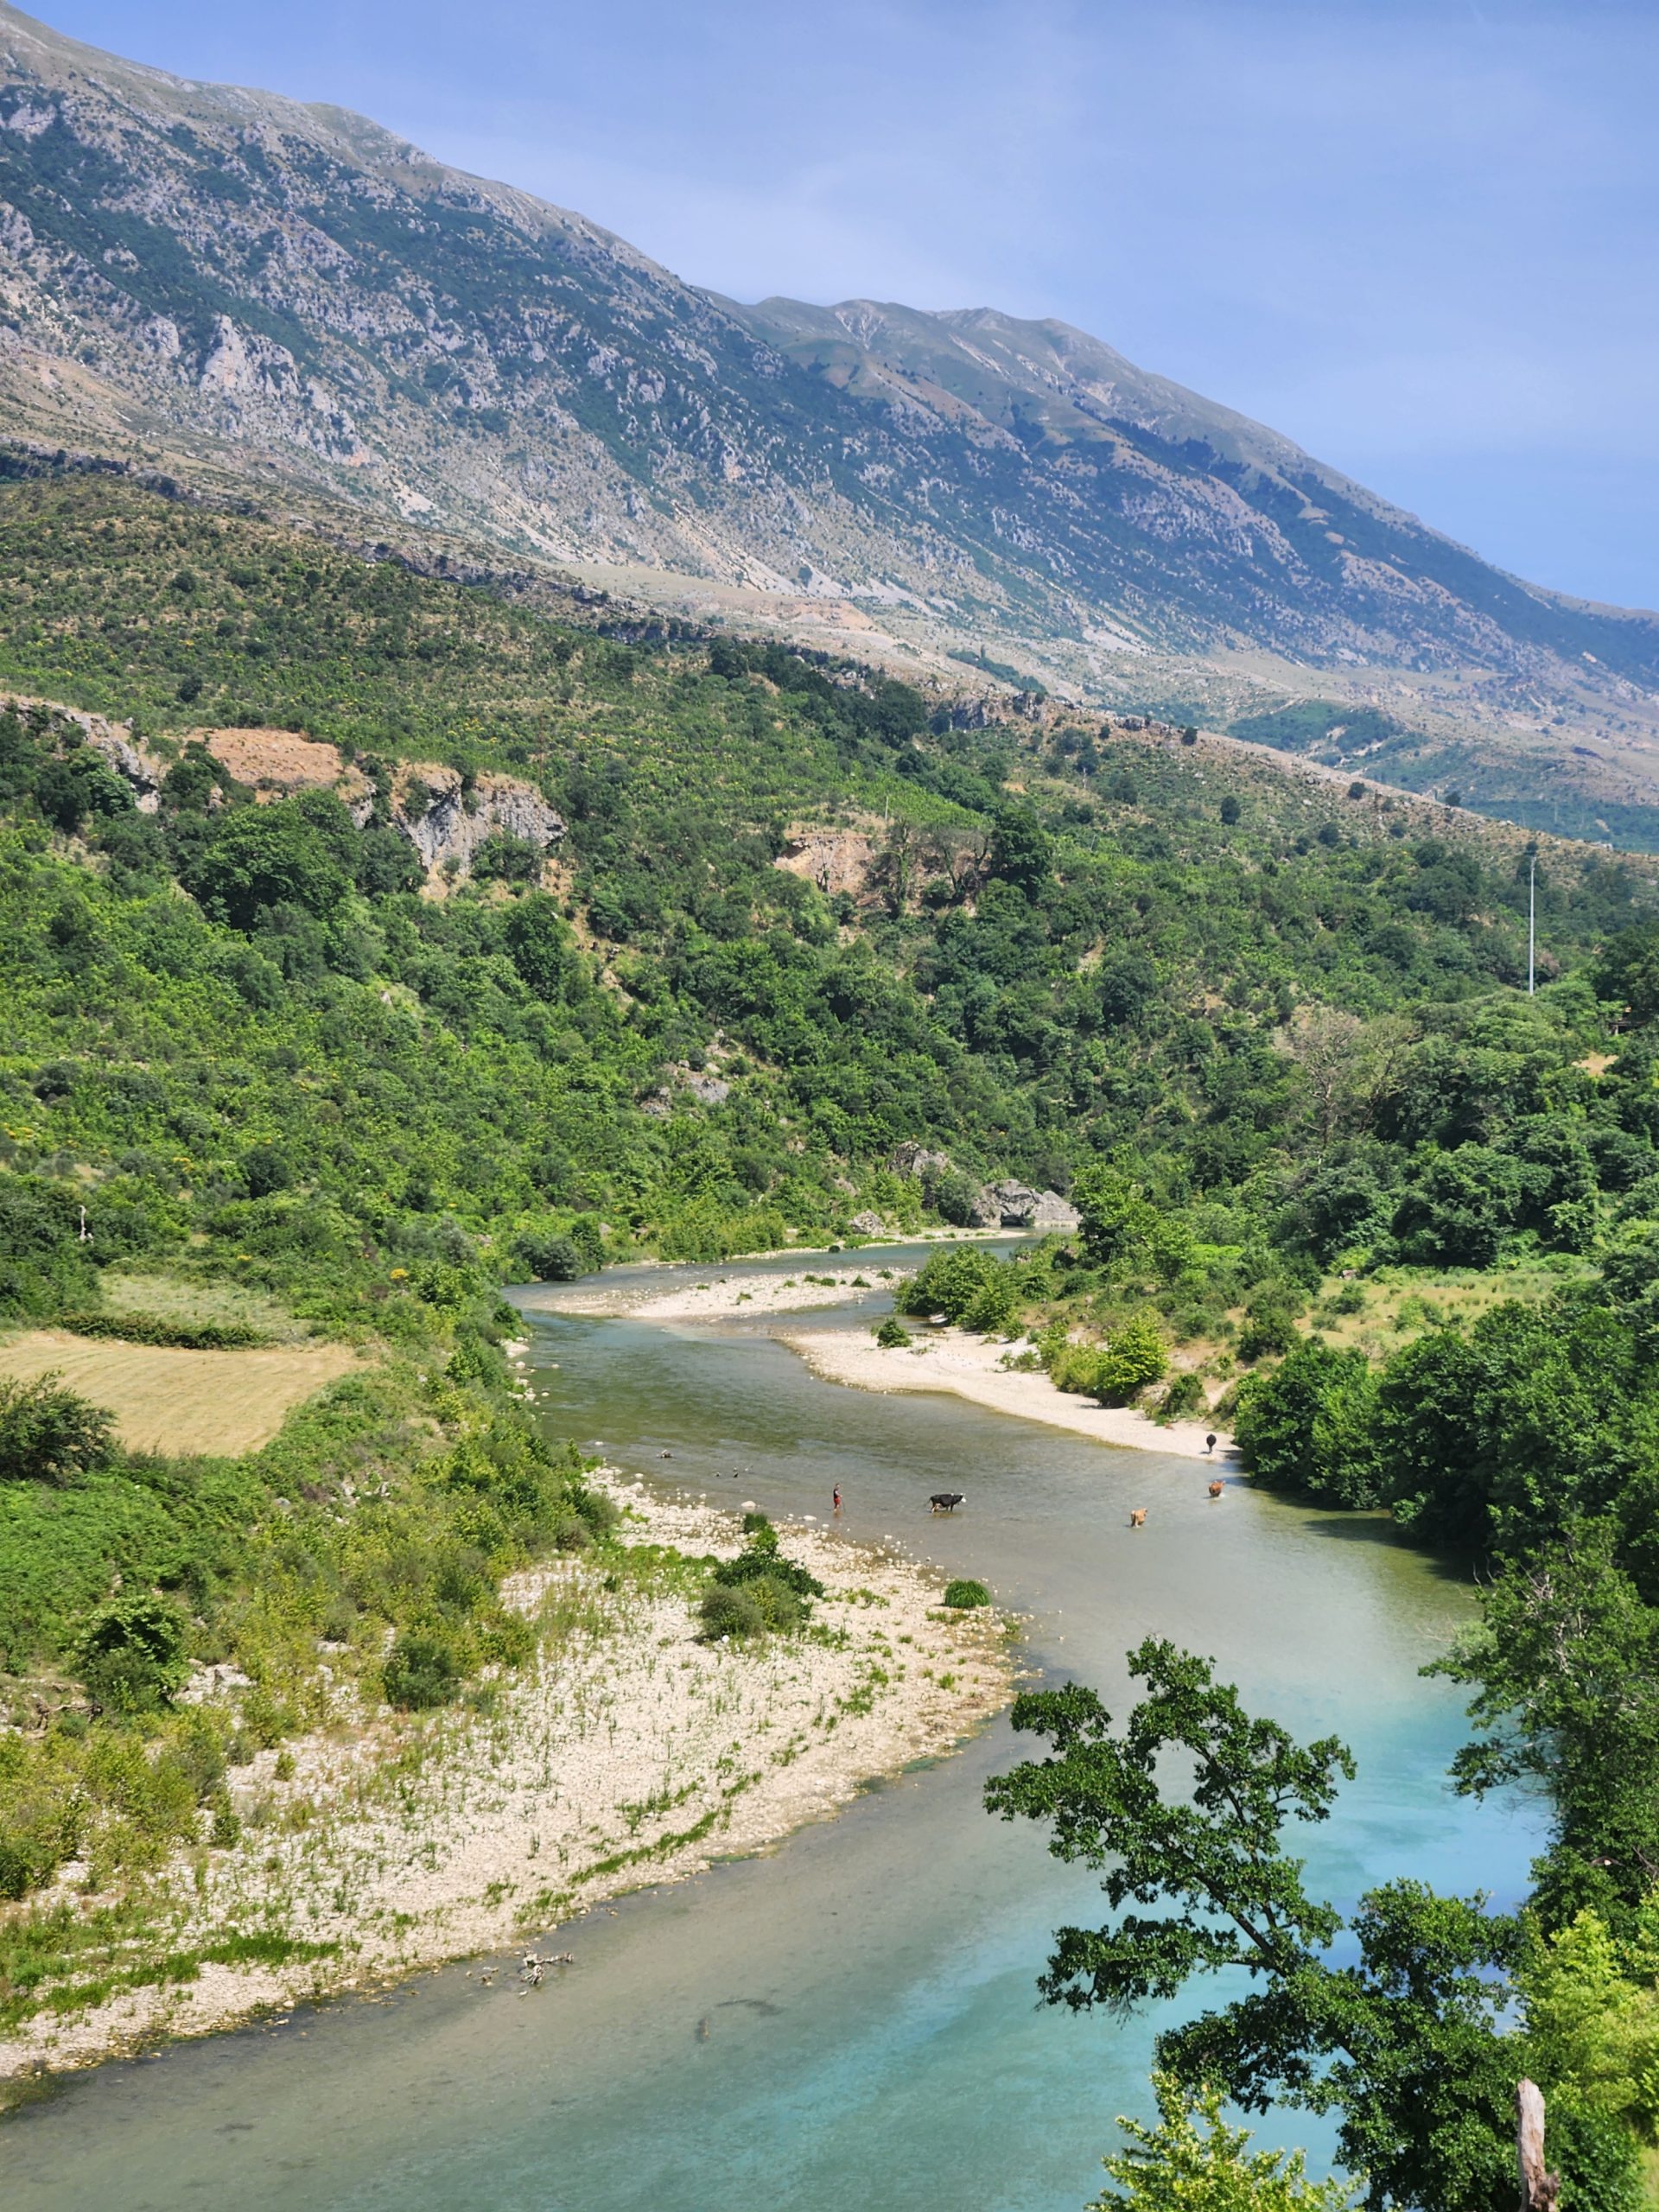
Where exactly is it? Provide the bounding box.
[0,1331,359,1457]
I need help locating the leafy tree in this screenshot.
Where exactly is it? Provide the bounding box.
[900,1245,1007,1323]
[1595,923,1659,1027]
[1094,1313,1167,1402]
[0,1372,117,1484]
[988,803,1052,893]
[77,1595,191,1713]
[185,802,353,928]
[1071,1164,1157,1266]
[514,1230,586,1281]
[34,747,135,832]
[1519,1905,1659,2147]
[1090,2075,1357,2211]
[986,1641,1528,2212]
[1430,1525,1659,1930]
[1235,1343,1382,1507]
[503,893,575,1001]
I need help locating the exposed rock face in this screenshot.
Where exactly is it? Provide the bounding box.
[888,1142,955,1182]
[83,720,162,812]
[967,1187,1005,1229]
[1023,1190,1083,1231]
[0,0,1656,758]
[979,1179,1082,1231]
[887,1147,1077,1231]
[1,695,166,811]
[683,1073,730,1106]
[849,1211,886,1236]
[775,829,875,899]
[393,765,564,875]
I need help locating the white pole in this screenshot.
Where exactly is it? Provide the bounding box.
[1528,850,1536,996]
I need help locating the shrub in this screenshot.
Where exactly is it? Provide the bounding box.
[1095,1314,1167,1404]
[745,1572,808,1632]
[0,1372,118,1484]
[514,1230,586,1282]
[698,1584,765,1640]
[56,1313,267,1350]
[712,1521,823,1617]
[1239,1299,1300,1363]
[77,1595,191,1713]
[383,1630,462,1710]
[875,1316,912,1348]
[208,1793,243,1848]
[899,1246,1007,1324]
[1156,1370,1208,1422]
[942,1579,991,1609]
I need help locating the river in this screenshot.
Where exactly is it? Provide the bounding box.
[7,1247,1541,2209]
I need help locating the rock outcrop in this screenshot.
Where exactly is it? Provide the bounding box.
[393,765,564,876]
[887,1146,1078,1233]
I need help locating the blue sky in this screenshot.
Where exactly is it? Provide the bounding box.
[44,0,1659,611]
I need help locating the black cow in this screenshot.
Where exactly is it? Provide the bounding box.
[929,1491,966,1514]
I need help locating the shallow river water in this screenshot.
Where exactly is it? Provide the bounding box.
[8,1247,1541,2210]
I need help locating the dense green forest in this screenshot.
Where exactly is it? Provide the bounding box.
[8,470,1659,2188]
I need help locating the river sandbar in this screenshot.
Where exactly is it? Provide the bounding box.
[0,1475,1009,2085]
[779,1325,1234,1462]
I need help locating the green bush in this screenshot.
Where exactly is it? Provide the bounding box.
[713,1542,823,1603]
[513,1230,587,1281]
[875,1315,912,1348]
[744,1572,808,1632]
[56,1312,268,1349]
[698,1583,765,1640]
[382,1630,462,1710]
[1156,1371,1208,1422]
[899,1246,1007,1324]
[76,1595,191,1713]
[942,1579,991,1609]
[0,1372,118,1484]
[1239,1298,1300,1363]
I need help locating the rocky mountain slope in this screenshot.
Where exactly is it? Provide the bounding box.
[3,2,1658,840]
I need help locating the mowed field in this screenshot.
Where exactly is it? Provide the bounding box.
[0,1330,359,1456]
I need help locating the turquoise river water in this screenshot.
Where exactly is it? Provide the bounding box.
[6,1246,1541,2210]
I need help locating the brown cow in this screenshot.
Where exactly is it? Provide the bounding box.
[1128,1508,1147,1528]
[1208,1481,1224,1499]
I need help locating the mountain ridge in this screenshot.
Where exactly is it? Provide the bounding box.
[3,0,1659,841]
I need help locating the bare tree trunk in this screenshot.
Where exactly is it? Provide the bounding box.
[1517,2079,1560,2210]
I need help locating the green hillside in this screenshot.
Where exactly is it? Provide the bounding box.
[6,469,1659,1963]
[2,473,1657,1294]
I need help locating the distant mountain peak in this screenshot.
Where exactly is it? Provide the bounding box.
[1,0,1656,841]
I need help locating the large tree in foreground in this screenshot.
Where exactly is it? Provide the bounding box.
[985,1639,1530,2211]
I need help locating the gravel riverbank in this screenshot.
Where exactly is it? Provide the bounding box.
[1,1475,1010,2085]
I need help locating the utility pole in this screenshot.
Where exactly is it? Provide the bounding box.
[1527,845,1538,996]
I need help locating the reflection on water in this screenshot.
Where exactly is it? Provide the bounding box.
[9,1250,1542,2211]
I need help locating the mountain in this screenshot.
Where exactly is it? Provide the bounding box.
[3,2,1659,840]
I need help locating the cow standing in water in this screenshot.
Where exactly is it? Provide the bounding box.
[929,1491,965,1514]
[1128,1508,1147,1528]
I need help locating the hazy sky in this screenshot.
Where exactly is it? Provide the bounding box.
[43,0,1659,610]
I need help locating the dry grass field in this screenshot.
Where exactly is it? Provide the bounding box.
[0,1330,360,1456]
